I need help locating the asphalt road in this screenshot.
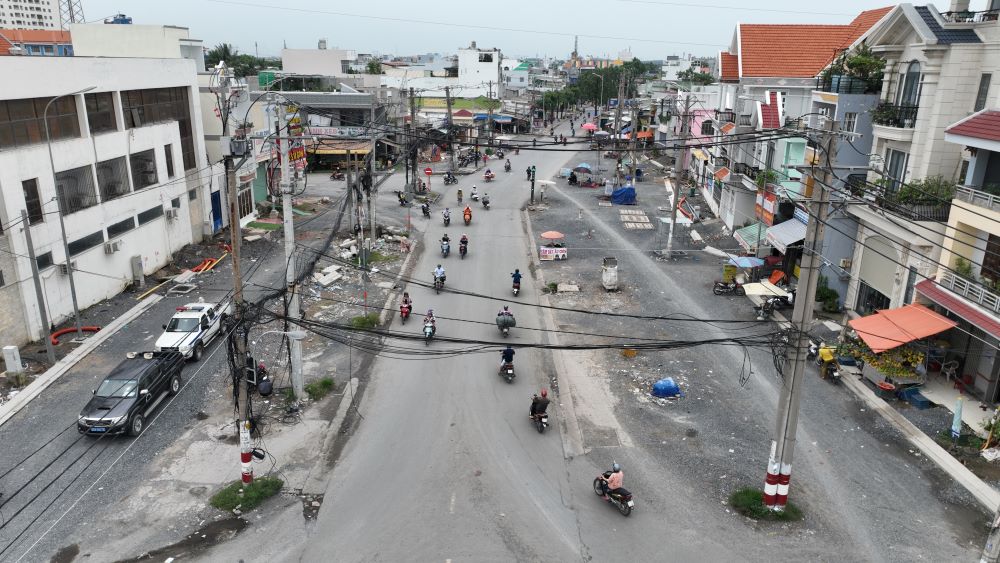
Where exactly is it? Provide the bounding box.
[0,184,349,562]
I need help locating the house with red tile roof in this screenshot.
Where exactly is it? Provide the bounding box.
[0,29,72,56]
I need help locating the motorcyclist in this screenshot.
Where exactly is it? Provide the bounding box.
[459,233,469,248]
[529,389,550,417]
[511,269,523,287]
[457,188,463,202]
[602,463,625,500]
[397,191,407,205]
[421,201,430,216]
[482,193,490,207]
[463,205,472,219]
[423,309,436,334]
[433,264,446,283]
[500,344,515,368]
[504,159,511,171]
[485,168,494,177]
[401,291,413,309]
[470,185,478,200]
[442,208,451,222]
[498,305,514,318]
[445,171,455,182]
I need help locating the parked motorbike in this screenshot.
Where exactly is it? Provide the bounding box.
[755,293,794,319]
[713,280,746,296]
[806,339,820,361]
[532,411,549,433]
[423,321,435,345]
[593,472,634,516]
[459,242,468,259]
[512,281,520,296]
[400,303,412,324]
[498,361,515,383]
[434,274,445,294]
[441,241,450,258]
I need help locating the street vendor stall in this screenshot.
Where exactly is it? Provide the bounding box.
[539,231,567,261]
[847,304,957,387]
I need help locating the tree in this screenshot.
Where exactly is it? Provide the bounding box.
[366,60,383,75]
[206,43,238,69]
[677,68,715,85]
[204,42,279,77]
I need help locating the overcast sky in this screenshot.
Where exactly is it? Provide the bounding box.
[82,0,916,60]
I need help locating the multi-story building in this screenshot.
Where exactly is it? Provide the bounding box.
[0,55,208,346]
[0,28,70,55]
[0,0,59,30]
[281,41,357,77]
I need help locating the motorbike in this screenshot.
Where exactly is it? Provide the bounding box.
[504,162,512,173]
[496,150,504,159]
[498,361,515,383]
[496,313,516,337]
[471,192,480,201]
[755,292,794,319]
[444,175,458,185]
[594,472,634,516]
[806,339,820,361]
[434,274,445,293]
[463,211,472,226]
[397,194,411,207]
[512,281,520,296]
[441,241,450,258]
[713,280,746,296]
[421,204,431,218]
[400,303,412,323]
[329,171,345,181]
[816,343,841,384]
[423,321,435,345]
[482,197,491,210]
[484,173,495,183]
[443,214,451,227]
[459,242,468,259]
[532,411,549,433]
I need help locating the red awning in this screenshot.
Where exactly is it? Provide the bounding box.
[848,304,957,353]
[915,279,1000,340]
[714,166,730,181]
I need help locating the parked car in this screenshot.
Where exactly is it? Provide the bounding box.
[154,299,232,361]
[77,351,185,437]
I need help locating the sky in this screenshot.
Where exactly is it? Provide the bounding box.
[81,0,910,60]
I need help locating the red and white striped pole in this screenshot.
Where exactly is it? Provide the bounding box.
[763,441,779,508]
[776,462,792,509]
[240,420,253,484]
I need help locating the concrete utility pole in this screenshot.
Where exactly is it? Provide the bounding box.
[666,94,693,254]
[409,87,418,192]
[347,149,364,268]
[762,121,838,511]
[486,81,495,146]
[628,103,639,180]
[219,64,253,485]
[368,89,378,240]
[444,86,456,172]
[612,73,627,187]
[276,101,305,403]
[21,210,56,364]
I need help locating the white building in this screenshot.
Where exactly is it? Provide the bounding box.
[281,42,357,77]
[0,56,209,346]
[0,0,58,29]
[456,42,502,97]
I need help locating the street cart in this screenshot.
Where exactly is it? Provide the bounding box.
[602,257,619,291]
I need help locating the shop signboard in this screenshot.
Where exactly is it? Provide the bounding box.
[308,126,368,138]
[539,246,568,261]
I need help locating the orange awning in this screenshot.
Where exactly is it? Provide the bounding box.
[848,304,957,353]
[636,130,653,139]
[714,167,730,181]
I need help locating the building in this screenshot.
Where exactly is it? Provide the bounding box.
[0,56,209,346]
[281,41,357,76]
[70,22,204,62]
[0,28,71,56]
[842,1,1000,317]
[0,0,59,29]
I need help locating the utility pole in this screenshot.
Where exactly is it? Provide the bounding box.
[444,86,456,172]
[368,89,378,240]
[486,81,495,146]
[612,72,627,187]
[666,94,693,254]
[530,165,536,205]
[219,64,252,485]
[347,149,364,268]
[628,103,639,181]
[21,210,56,364]
[762,121,838,511]
[409,87,418,192]
[276,100,304,403]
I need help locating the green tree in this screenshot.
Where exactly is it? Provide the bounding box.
[206,43,238,69]
[366,60,383,75]
[895,175,956,204]
[677,68,715,85]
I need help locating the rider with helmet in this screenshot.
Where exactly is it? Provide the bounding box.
[530,388,550,418]
[602,463,625,500]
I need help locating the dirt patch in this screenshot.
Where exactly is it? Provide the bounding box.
[50,543,80,563]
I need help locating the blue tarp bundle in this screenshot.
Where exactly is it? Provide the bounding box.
[611,186,636,205]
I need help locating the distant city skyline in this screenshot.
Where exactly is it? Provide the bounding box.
[81,0,902,61]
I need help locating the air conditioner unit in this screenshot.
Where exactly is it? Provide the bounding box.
[839,258,852,269]
[58,261,77,275]
[104,240,123,254]
[165,208,179,220]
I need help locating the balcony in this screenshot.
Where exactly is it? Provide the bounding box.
[815,75,880,95]
[876,192,952,222]
[938,271,1000,315]
[955,185,1000,213]
[941,9,1000,22]
[871,103,918,128]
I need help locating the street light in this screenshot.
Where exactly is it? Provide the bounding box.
[45,85,95,340]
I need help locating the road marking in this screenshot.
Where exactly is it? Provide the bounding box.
[449,491,456,514]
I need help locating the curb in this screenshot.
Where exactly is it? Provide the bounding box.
[0,294,165,428]
[841,371,1000,511]
[377,238,421,326]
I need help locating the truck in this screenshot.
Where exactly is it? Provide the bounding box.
[77,351,185,437]
[154,299,232,361]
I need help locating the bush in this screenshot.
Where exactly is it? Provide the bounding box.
[349,313,380,329]
[304,376,335,400]
[210,476,283,512]
[895,176,955,204]
[729,487,803,521]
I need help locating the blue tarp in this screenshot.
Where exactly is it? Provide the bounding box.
[611,185,636,205]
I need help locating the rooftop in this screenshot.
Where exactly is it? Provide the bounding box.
[0,29,71,55]
[944,109,1000,142]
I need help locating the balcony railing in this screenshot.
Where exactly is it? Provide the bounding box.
[939,271,1000,314]
[815,75,881,95]
[955,185,1000,213]
[872,103,919,128]
[941,9,1000,22]
[872,190,952,221]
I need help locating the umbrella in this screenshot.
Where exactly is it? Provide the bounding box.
[573,163,593,173]
[581,123,597,131]
[728,256,765,268]
[540,231,565,240]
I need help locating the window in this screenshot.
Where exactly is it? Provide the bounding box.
[983,234,1000,283]
[85,92,116,134]
[55,165,98,215]
[129,149,158,189]
[96,156,130,201]
[67,230,104,256]
[700,121,715,135]
[959,160,970,185]
[0,96,80,149]
[164,144,175,178]
[974,74,991,112]
[478,53,493,63]
[120,87,195,170]
[842,112,858,133]
[22,179,43,224]
[896,61,921,107]
[188,188,197,201]
[904,266,919,304]
[107,217,136,239]
[170,197,181,209]
[884,149,908,194]
[137,205,164,225]
[856,280,891,315]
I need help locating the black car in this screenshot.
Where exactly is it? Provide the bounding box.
[77,351,185,437]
